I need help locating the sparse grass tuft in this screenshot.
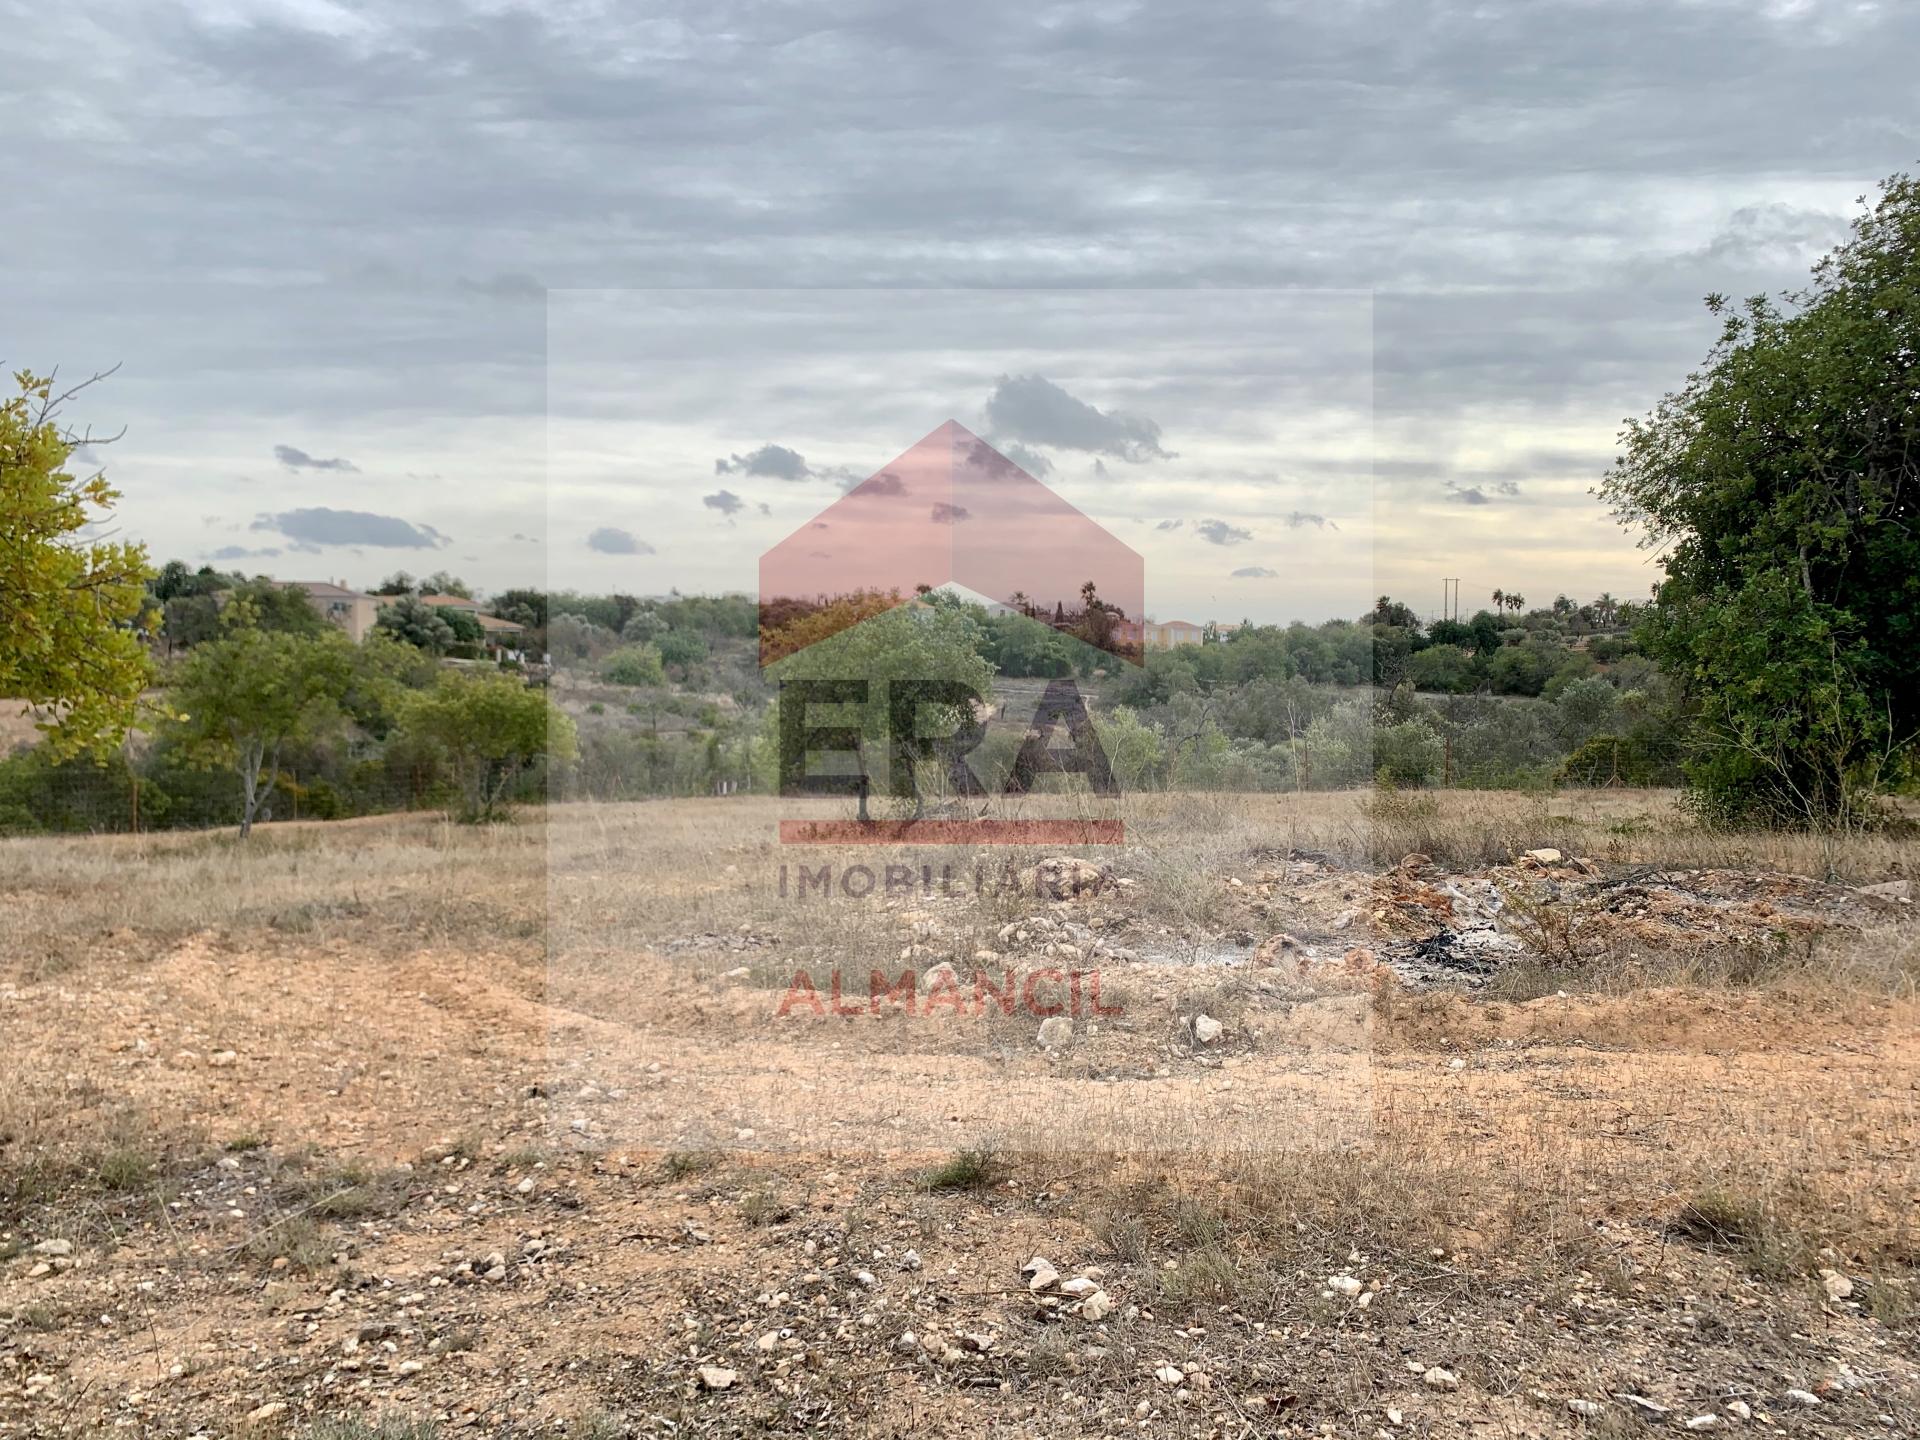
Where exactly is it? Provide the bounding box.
[1669,1189,1815,1278]
[271,1156,411,1219]
[1146,1245,1258,1314]
[921,1146,999,1192]
[660,1148,719,1181]
[739,1182,790,1227]
[94,1144,158,1194]
[242,1215,334,1270]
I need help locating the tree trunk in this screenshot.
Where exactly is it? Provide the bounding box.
[238,740,262,839]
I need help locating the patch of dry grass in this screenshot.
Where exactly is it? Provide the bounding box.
[0,1077,200,1230]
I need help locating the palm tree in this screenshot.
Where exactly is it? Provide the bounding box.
[1491,587,1505,612]
[1080,580,1100,612]
[1008,590,1030,616]
[1506,592,1526,614]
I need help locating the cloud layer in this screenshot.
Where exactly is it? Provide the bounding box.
[5,0,1910,611]
[252,508,449,550]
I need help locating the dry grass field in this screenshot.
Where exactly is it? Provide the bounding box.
[2,790,1917,1438]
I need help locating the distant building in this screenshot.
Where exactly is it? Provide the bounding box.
[422,592,527,652]
[281,580,380,643]
[1142,619,1205,649]
[473,612,527,646]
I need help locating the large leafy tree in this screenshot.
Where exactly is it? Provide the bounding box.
[164,613,357,836]
[442,607,485,646]
[419,571,471,598]
[1603,172,1920,827]
[396,671,576,821]
[0,370,154,756]
[230,576,329,636]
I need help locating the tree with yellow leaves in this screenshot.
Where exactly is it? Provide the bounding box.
[0,369,154,756]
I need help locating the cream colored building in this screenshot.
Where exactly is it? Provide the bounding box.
[283,581,381,643]
[1143,619,1205,649]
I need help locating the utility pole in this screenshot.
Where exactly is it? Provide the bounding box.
[1440,577,1461,623]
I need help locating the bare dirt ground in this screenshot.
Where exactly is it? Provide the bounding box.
[2,792,1917,1439]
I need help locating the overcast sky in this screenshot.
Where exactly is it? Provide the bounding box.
[8,0,1913,623]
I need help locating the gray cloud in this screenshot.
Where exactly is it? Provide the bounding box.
[716,444,811,480]
[1282,511,1333,529]
[995,440,1053,478]
[930,503,969,524]
[983,375,1170,462]
[1447,486,1493,506]
[586,526,653,554]
[274,445,359,473]
[1231,566,1278,578]
[251,507,449,548]
[1701,203,1851,267]
[208,545,280,561]
[1154,519,1184,532]
[703,489,745,517]
[1195,519,1253,546]
[6,0,1913,604]
[854,472,907,498]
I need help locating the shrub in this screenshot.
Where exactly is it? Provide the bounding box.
[601,645,667,687]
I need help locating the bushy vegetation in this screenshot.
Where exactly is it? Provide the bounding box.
[1604,172,1920,830]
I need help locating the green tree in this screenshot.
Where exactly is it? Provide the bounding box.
[981,611,1076,677]
[1408,643,1478,694]
[1553,675,1620,746]
[492,588,549,631]
[396,671,577,821]
[656,628,709,671]
[0,370,154,756]
[230,576,328,636]
[419,570,471,598]
[151,559,231,602]
[1603,171,1920,828]
[602,645,667,687]
[442,607,485,646]
[164,617,355,836]
[622,608,668,644]
[375,593,457,654]
[1091,705,1166,791]
[344,631,441,737]
[163,594,224,650]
